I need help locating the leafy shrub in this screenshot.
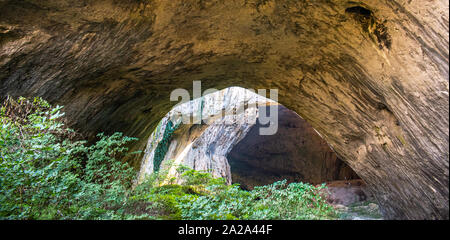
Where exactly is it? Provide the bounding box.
[248,181,335,219]
[177,179,336,220]
[136,165,337,220]
[0,97,138,219]
[0,96,336,220]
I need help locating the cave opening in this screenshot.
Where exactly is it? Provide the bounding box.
[139,86,370,207]
[227,104,361,191]
[0,0,446,220]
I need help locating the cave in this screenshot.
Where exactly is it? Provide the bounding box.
[227,105,360,190]
[137,87,361,192]
[0,0,448,219]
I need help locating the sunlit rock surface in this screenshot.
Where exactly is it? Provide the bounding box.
[138,87,357,187]
[0,0,448,219]
[138,87,274,184]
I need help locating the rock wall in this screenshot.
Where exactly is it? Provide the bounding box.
[138,87,358,187]
[139,87,270,183]
[228,105,359,190]
[138,87,275,184]
[0,0,448,219]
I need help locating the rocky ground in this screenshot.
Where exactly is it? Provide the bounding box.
[335,201,383,220]
[323,179,383,220]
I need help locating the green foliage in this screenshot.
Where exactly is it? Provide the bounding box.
[177,179,336,220]
[247,181,336,220]
[133,165,337,220]
[0,96,336,220]
[0,97,138,219]
[153,120,179,172]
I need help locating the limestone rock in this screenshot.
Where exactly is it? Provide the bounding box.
[138,87,273,184]
[228,105,359,189]
[138,87,358,187]
[0,0,448,219]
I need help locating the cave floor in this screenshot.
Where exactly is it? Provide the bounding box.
[324,180,383,220]
[334,201,383,220]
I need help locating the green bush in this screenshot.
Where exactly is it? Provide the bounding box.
[177,179,336,220]
[0,97,138,219]
[136,166,337,220]
[248,181,336,219]
[0,96,336,220]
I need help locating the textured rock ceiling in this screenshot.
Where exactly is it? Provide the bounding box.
[0,0,448,219]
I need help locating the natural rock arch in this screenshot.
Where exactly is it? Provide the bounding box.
[137,87,360,189]
[0,0,448,219]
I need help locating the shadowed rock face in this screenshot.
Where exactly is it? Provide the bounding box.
[228,105,359,190]
[0,0,448,219]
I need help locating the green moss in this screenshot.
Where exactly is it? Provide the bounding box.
[130,167,337,220]
[153,120,180,172]
[397,134,407,146]
[374,126,381,135]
